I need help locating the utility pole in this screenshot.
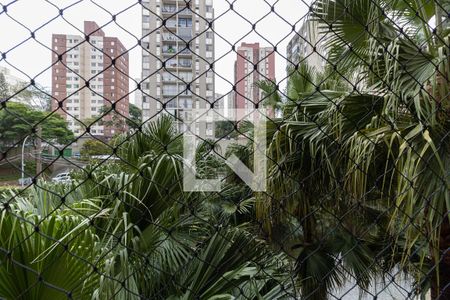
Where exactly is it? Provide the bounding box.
[21,135,31,187]
[35,126,42,178]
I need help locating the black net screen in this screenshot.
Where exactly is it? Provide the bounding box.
[0,0,449,299]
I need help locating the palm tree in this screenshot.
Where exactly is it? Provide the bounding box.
[0,185,103,299]
[256,0,449,296]
[0,116,298,299]
[312,0,449,296]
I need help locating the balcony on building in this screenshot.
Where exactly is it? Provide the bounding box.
[165,99,178,109]
[162,87,192,97]
[162,72,178,83]
[164,18,177,29]
[161,5,177,14]
[163,58,192,69]
[177,8,192,16]
[178,59,192,69]
[162,45,192,59]
[162,33,179,42]
[178,48,192,56]
[164,58,178,69]
[162,45,178,55]
[178,27,192,41]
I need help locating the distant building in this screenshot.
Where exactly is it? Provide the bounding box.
[286,20,326,71]
[133,78,143,109]
[213,91,234,119]
[234,42,275,117]
[141,0,215,138]
[51,21,129,139]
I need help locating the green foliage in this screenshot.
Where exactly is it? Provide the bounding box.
[255,79,282,111]
[0,186,22,197]
[214,120,238,139]
[254,0,450,293]
[0,0,448,297]
[97,104,127,133]
[0,102,74,148]
[0,199,101,299]
[127,103,142,129]
[80,139,112,158]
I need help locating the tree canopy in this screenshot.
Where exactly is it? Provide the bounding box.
[127,103,142,129]
[80,139,112,159]
[0,102,74,148]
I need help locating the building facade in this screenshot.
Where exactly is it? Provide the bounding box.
[141,0,215,137]
[51,21,129,139]
[286,20,326,70]
[234,42,275,116]
[133,78,143,109]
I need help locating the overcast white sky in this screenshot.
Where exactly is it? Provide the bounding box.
[0,0,309,99]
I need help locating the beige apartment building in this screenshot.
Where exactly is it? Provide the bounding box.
[141,0,215,137]
[286,20,326,71]
[51,21,129,140]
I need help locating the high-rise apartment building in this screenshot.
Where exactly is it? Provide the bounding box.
[286,20,326,70]
[134,77,143,109]
[51,21,129,139]
[141,0,215,137]
[234,43,275,115]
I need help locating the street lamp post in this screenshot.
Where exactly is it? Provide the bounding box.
[21,134,31,187]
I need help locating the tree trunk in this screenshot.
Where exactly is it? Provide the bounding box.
[431,217,450,299]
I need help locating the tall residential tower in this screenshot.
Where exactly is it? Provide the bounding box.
[141,0,215,137]
[51,21,129,139]
[286,20,326,70]
[234,42,275,115]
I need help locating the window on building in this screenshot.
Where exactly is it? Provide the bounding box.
[178,18,192,28]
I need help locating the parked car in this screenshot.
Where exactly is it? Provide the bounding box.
[52,172,71,183]
[18,177,33,186]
